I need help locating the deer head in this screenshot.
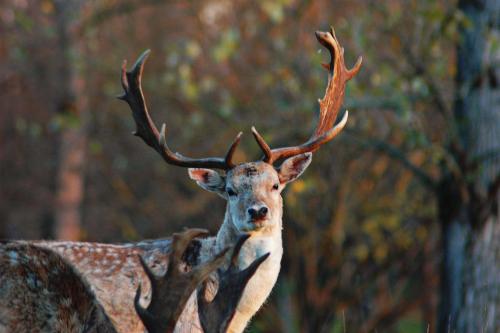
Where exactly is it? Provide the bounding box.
[118,28,362,235]
[187,158,311,233]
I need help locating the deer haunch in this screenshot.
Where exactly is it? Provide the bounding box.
[0,243,117,333]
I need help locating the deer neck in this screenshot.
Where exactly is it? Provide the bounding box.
[213,205,284,333]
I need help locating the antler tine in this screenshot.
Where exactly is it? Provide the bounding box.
[229,234,251,267]
[251,127,272,163]
[197,234,270,333]
[119,50,242,170]
[168,228,209,271]
[253,28,362,164]
[134,228,227,333]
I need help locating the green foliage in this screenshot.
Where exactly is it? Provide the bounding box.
[51,113,81,130]
[14,118,42,138]
[14,10,34,32]
[395,317,426,333]
[258,0,293,23]
[212,29,240,63]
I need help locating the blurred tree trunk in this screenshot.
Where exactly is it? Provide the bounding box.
[439,0,500,332]
[53,0,88,241]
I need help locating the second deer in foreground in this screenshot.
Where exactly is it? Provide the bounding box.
[35,28,362,333]
[1,229,265,332]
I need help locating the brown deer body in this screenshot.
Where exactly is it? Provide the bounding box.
[37,216,275,332]
[1,230,264,333]
[1,28,361,333]
[34,238,178,332]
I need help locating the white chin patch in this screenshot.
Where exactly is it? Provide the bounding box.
[246,221,268,231]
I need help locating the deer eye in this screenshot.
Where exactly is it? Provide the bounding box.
[272,183,279,191]
[226,188,237,197]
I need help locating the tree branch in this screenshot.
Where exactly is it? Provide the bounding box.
[353,135,437,190]
[487,171,500,203]
[469,148,500,171]
[400,38,451,118]
[78,0,173,34]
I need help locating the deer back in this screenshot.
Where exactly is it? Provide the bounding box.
[37,237,208,332]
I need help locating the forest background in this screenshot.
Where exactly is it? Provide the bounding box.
[0,0,499,332]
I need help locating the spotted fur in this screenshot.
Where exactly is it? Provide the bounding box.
[0,243,116,333]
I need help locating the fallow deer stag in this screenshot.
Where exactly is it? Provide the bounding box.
[8,27,360,333]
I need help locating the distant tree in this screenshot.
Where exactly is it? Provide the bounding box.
[444,1,499,332]
[52,0,89,240]
[357,0,499,331]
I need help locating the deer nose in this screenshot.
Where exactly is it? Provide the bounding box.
[248,206,268,220]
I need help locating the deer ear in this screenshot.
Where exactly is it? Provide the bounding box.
[278,153,312,184]
[188,168,226,194]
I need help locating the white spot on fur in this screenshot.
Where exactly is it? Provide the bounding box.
[8,251,18,265]
[70,312,80,328]
[26,274,37,288]
[61,298,72,307]
[126,257,135,267]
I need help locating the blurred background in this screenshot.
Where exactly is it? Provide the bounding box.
[0,0,499,332]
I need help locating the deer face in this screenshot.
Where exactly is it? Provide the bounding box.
[188,153,312,232]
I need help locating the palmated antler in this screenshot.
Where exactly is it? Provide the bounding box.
[197,234,270,332]
[134,229,229,333]
[118,50,242,170]
[252,27,363,164]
